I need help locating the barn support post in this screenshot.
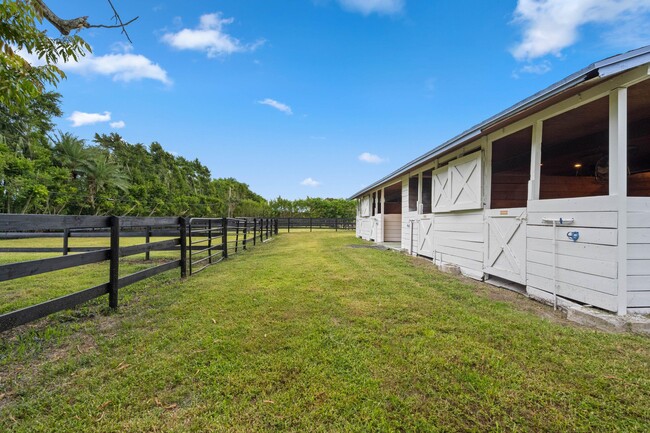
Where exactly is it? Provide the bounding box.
[62,228,70,256]
[528,121,543,201]
[179,217,188,278]
[108,216,120,309]
[221,218,228,259]
[610,87,628,316]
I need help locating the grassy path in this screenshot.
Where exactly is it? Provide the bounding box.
[1,232,649,432]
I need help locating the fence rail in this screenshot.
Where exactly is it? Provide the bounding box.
[276,217,355,232]
[0,215,278,332]
[188,218,276,275]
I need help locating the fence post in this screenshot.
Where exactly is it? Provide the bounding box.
[180,217,188,278]
[275,219,278,235]
[335,218,338,232]
[235,219,240,253]
[109,216,120,309]
[208,219,213,264]
[253,218,257,246]
[288,217,291,233]
[145,225,152,261]
[62,228,70,256]
[243,219,248,250]
[266,219,269,240]
[310,217,313,232]
[222,217,228,259]
[260,219,264,243]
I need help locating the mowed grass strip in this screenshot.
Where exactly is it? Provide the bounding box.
[1,232,649,432]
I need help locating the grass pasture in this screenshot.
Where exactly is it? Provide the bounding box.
[1,232,649,432]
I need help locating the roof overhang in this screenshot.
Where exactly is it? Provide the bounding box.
[349,45,650,199]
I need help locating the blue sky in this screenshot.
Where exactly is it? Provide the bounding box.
[36,0,650,200]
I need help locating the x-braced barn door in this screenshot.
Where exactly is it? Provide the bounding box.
[484,208,527,285]
[369,218,378,241]
[418,217,434,258]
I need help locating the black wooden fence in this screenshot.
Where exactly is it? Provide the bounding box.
[0,215,277,333]
[276,217,355,232]
[188,217,277,275]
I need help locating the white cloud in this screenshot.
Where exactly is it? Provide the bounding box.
[358,152,386,164]
[68,111,111,127]
[337,0,404,15]
[511,0,650,60]
[162,12,264,57]
[110,120,126,129]
[301,177,321,187]
[258,98,293,115]
[17,48,171,84]
[63,53,171,84]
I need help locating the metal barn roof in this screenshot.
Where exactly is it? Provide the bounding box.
[349,45,650,199]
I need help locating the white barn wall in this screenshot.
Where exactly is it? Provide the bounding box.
[352,62,650,314]
[627,197,650,312]
[526,196,619,312]
[433,210,484,280]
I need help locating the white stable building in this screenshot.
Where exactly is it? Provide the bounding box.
[351,46,650,315]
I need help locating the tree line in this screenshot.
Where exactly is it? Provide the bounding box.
[0,92,355,218]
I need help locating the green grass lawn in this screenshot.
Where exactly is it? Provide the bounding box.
[1,232,649,432]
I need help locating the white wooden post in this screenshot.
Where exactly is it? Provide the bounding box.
[482,136,492,209]
[610,87,628,316]
[528,120,543,201]
[417,172,423,214]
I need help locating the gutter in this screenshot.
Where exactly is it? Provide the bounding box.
[349,45,650,200]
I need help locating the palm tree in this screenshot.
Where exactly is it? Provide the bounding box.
[82,154,129,214]
[54,131,87,179]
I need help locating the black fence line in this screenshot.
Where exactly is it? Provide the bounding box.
[0,215,279,333]
[275,217,356,232]
[187,217,277,276]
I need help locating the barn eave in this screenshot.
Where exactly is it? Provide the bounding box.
[349,45,650,200]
